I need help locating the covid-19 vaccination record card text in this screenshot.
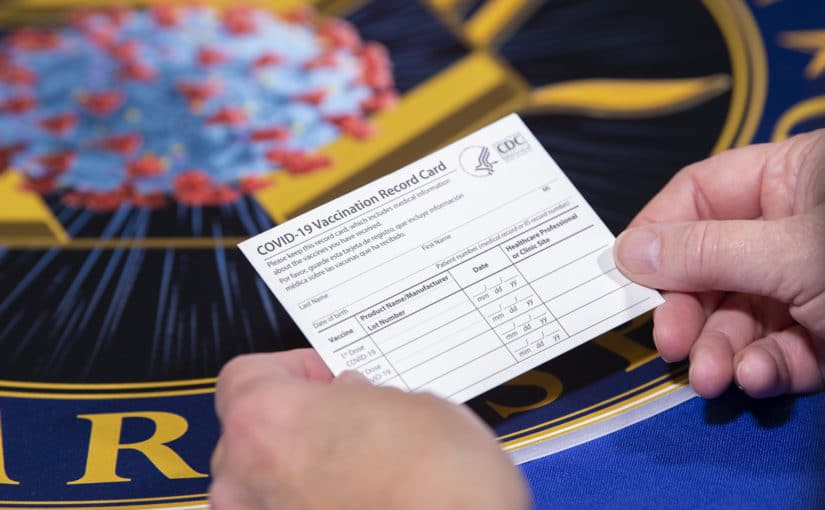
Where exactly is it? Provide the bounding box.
[239,114,663,403]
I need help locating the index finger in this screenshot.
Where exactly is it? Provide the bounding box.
[629,141,772,227]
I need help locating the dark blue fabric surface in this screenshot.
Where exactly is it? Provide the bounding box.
[522,389,825,509]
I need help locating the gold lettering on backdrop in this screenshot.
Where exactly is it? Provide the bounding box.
[67,412,207,485]
[771,96,825,141]
[486,370,564,419]
[593,313,659,372]
[779,31,825,80]
[0,417,20,485]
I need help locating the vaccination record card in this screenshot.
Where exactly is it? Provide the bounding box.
[239,114,663,403]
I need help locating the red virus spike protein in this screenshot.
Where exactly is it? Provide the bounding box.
[0,62,36,86]
[0,143,26,173]
[93,133,142,155]
[9,28,61,51]
[150,5,182,27]
[177,80,222,102]
[279,6,315,24]
[0,96,37,114]
[250,126,289,142]
[107,39,140,61]
[78,91,124,115]
[319,19,361,49]
[173,169,214,206]
[198,46,229,66]
[264,149,291,166]
[223,6,258,35]
[119,60,157,82]
[86,27,117,48]
[61,188,126,211]
[22,175,58,194]
[84,187,130,212]
[1,6,399,212]
[330,115,375,139]
[101,7,131,27]
[238,175,273,193]
[129,190,169,209]
[252,52,283,69]
[38,150,76,175]
[207,107,248,126]
[39,113,77,135]
[69,10,96,30]
[210,184,241,205]
[304,51,337,70]
[360,43,394,90]
[361,90,399,113]
[127,154,166,177]
[295,89,327,105]
[266,149,332,175]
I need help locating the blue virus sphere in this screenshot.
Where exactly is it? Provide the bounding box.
[0,5,398,211]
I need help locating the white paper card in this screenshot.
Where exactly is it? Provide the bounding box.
[239,114,663,403]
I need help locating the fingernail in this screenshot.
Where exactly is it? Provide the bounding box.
[652,327,669,362]
[336,370,370,384]
[653,330,675,363]
[735,357,757,394]
[735,361,746,391]
[616,228,660,274]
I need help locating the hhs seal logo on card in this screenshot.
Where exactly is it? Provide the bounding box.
[459,145,497,177]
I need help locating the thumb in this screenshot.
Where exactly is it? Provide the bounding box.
[613,213,824,305]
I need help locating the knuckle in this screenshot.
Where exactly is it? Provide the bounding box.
[216,353,255,387]
[221,384,273,438]
[799,209,825,252]
[221,381,306,444]
[784,129,823,165]
[214,354,255,407]
[768,215,822,303]
[220,391,279,471]
[682,169,716,219]
[220,396,258,442]
[767,129,825,211]
[681,221,718,284]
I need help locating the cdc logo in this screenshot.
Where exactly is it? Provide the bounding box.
[495,133,531,161]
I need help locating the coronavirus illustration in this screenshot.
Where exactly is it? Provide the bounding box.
[0,5,397,211]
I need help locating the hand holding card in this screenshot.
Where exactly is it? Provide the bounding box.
[211,348,530,510]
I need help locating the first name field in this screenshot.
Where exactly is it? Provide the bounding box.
[239,114,662,404]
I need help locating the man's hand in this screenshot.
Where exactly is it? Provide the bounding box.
[209,349,531,510]
[614,129,825,398]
